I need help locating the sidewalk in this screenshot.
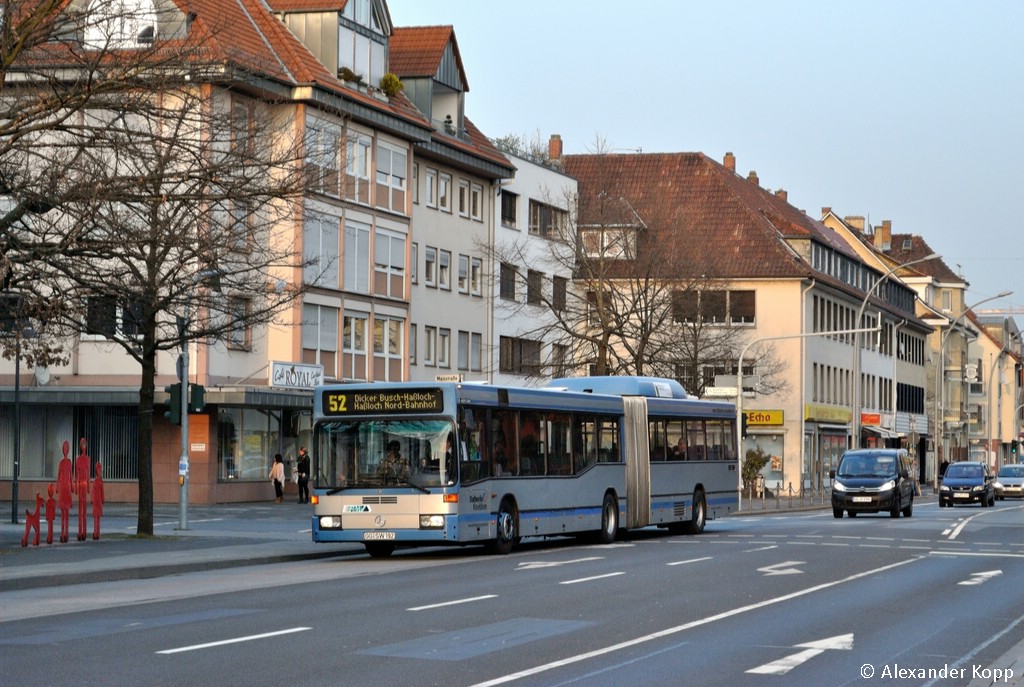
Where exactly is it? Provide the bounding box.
[0,500,361,592]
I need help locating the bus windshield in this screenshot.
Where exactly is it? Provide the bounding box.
[315,418,456,490]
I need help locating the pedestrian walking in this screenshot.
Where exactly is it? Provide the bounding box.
[296,447,311,504]
[269,453,285,503]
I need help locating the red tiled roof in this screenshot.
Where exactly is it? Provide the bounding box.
[390,25,468,90]
[564,152,830,279]
[266,0,349,10]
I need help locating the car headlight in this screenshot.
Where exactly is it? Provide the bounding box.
[940,485,950,492]
[879,480,896,491]
[419,514,445,529]
[994,481,1004,490]
[832,481,847,492]
[971,485,985,492]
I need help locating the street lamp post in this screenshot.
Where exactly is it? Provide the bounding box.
[851,253,939,447]
[932,290,1013,490]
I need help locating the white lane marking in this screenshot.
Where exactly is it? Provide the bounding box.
[560,572,625,585]
[517,557,604,571]
[408,595,498,611]
[958,570,1002,586]
[744,545,778,552]
[758,561,805,576]
[747,633,854,675]
[667,557,713,566]
[467,557,921,687]
[156,627,310,654]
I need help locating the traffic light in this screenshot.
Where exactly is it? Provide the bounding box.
[740,412,749,439]
[164,383,181,425]
[189,383,206,413]
[1012,439,1019,455]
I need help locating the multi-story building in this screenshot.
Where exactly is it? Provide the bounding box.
[561,150,934,494]
[389,25,514,385]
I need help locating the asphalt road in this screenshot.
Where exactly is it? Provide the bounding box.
[2,499,1023,687]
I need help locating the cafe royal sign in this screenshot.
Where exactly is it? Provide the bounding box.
[271,361,324,390]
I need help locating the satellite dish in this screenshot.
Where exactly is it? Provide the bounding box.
[34,365,50,386]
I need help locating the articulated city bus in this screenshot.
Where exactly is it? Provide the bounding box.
[310,376,738,557]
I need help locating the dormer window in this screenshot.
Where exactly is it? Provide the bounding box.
[85,0,158,50]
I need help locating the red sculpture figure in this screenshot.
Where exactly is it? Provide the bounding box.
[92,463,104,540]
[21,492,43,547]
[56,440,72,543]
[45,483,56,545]
[75,437,91,542]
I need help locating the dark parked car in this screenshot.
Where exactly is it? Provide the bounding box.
[830,449,915,519]
[994,464,1024,500]
[939,461,995,507]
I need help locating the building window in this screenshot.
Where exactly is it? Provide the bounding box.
[344,132,372,204]
[529,200,567,238]
[470,183,483,221]
[409,323,417,365]
[412,163,419,204]
[341,312,367,381]
[501,190,518,228]
[425,168,437,208]
[438,328,450,368]
[527,270,543,305]
[373,229,406,299]
[304,213,340,288]
[304,120,341,197]
[470,332,482,371]
[439,173,451,212]
[438,250,451,290]
[303,304,338,378]
[551,343,569,378]
[343,219,371,294]
[424,246,436,287]
[580,226,635,259]
[373,316,404,381]
[423,325,436,366]
[553,276,567,311]
[458,254,469,293]
[375,141,407,213]
[500,263,516,300]
[457,330,469,370]
[470,257,483,296]
[499,336,541,375]
[84,0,158,49]
[730,290,755,324]
[458,179,470,217]
[84,295,143,340]
[410,243,418,284]
[228,200,254,253]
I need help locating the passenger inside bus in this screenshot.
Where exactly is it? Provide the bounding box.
[672,436,688,460]
[378,440,409,484]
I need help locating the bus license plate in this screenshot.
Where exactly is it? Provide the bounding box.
[364,532,396,540]
[852,496,872,503]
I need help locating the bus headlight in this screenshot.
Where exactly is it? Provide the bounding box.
[319,516,342,529]
[419,515,445,529]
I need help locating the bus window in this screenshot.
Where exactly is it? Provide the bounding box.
[492,409,517,476]
[649,419,668,461]
[546,413,572,474]
[574,416,596,472]
[665,419,687,461]
[706,419,735,460]
[598,417,620,462]
[520,411,543,475]
[687,420,707,460]
[459,407,487,483]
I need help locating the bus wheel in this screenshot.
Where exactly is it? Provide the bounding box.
[685,489,706,534]
[491,498,517,555]
[599,493,619,544]
[365,542,395,558]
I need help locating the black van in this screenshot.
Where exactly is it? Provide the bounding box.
[830,448,915,519]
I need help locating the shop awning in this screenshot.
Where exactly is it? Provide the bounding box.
[863,425,901,439]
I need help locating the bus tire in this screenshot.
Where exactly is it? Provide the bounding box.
[685,489,706,534]
[365,542,395,558]
[599,492,619,544]
[490,498,517,555]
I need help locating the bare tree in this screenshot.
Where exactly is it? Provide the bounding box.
[1,3,310,534]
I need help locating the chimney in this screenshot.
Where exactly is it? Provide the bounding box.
[548,134,563,162]
[874,219,892,251]
[844,215,866,234]
[775,189,788,202]
[724,151,736,172]
[747,170,759,186]
[821,206,832,217]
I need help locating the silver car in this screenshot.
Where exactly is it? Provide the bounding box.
[995,464,1024,500]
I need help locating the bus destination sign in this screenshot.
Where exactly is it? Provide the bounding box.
[322,388,445,416]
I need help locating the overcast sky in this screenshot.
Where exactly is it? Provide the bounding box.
[389,0,1024,315]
